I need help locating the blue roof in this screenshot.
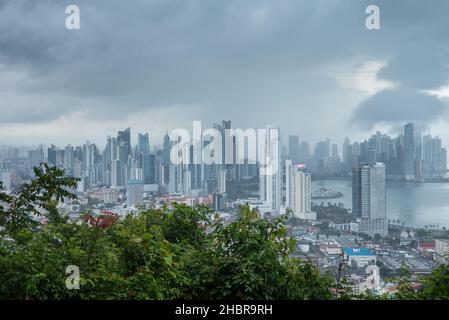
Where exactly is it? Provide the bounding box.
[127,179,143,185]
[343,247,375,256]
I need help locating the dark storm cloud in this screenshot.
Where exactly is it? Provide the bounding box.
[376,43,449,90]
[0,0,369,124]
[1,0,449,139]
[352,42,449,128]
[349,0,449,129]
[351,88,449,130]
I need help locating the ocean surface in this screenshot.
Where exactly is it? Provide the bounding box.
[312,180,449,229]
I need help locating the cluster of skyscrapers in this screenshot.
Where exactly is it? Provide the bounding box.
[288,122,447,180]
[1,121,447,237]
[20,122,261,207]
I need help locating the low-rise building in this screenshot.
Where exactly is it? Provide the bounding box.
[343,247,376,268]
[418,242,435,252]
[320,242,342,255]
[331,222,359,233]
[418,241,435,259]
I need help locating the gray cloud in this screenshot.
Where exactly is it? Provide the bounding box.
[1,0,449,145]
[351,88,449,130]
[348,1,449,130]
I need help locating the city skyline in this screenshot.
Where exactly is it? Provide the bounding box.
[2,121,447,204]
[2,122,448,171]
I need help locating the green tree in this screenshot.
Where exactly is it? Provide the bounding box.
[187,204,334,300]
[417,259,449,299]
[0,163,79,238]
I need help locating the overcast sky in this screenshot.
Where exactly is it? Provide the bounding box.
[1,0,449,149]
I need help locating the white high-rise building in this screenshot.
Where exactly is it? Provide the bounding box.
[289,165,316,220]
[27,147,45,169]
[259,125,281,213]
[353,162,387,237]
[284,160,293,207]
[217,169,226,194]
[129,166,143,181]
[182,169,192,195]
[159,164,166,188]
[111,159,124,188]
[168,163,182,194]
[64,145,74,175]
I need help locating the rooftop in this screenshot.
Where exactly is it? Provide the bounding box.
[343,247,375,256]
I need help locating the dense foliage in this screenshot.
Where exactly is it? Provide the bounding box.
[0,164,449,300]
[312,202,354,223]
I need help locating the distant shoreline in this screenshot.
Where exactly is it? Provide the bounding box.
[312,177,449,183]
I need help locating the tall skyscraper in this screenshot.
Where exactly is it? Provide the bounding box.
[423,134,433,174]
[168,136,183,194]
[404,123,415,180]
[442,148,448,171]
[352,166,362,216]
[137,133,150,155]
[137,133,151,184]
[117,127,131,160]
[217,169,226,194]
[0,163,11,191]
[259,125,281,212]
[220,120,232,166]
[414,126,423,178]
[111,159,125,187]
[182,169,192,195]
[314,139,330,175]
[82,142,95,172]
[330,143,341,173]
[288,135,300,163]
[284,160,293,207]
[27,147,45,169]
[342,137,352,173]
[289,164,316,220]
[47,144,57,166]
[353,163,387,237]
[162,132,171,187]
[64,145,74,176]
[102,136,117,186]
